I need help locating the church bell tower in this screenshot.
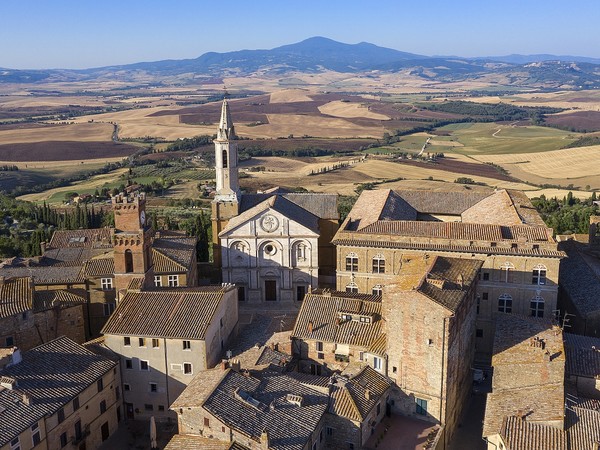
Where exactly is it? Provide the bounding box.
[211,99,240,270]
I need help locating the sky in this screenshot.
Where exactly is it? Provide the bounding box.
[1,0,599,69]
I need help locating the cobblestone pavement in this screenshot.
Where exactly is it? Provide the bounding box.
[364,414,440,450]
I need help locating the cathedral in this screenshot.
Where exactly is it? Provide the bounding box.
[211,100,339,306]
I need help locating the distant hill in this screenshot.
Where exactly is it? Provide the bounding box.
[2,37,600,90]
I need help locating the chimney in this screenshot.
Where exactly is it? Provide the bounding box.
[544,350,551,362]
[269,342,275,351]
[0,376,17,390]
[307,321,313,334]
[365,389,372,401]
[220,359,228,370]
[260,429,270,450]
[40,241,47,254]
[22,393,31,406]
[230,359,241,372]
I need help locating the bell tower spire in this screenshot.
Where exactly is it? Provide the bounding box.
[214,98,240,202]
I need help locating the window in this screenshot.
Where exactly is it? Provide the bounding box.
[124,383,131,391]
[100,400,107,414]
[183,340,191,350]
[482,292,489,300]
[204,417,210,427]
[482,272,490,281]
[296,285,306,301]
[532,265,547,285]
[416,398,428,415]
[326,427,334,437]
[97,377,104,392]
[476,329,484,338]
[154,276,162,287]
[222,150,228,168]
[145,404,154,411]
[183,363,193,375]
[530,295,545,318]
[125,359,133,369]
[140,360,149,371]
[104,302,116,316]
[220,318,223,328]
[150,383,158,393]
[359,316,371,323]
[60,432,68,448]
[152,338,159,348]
[296,243,307,261]
[345,283,358,293]
[58,407,65,423]
[158,405,165,411]
[372,284,383,295]
[168,275,179,287]
[373,356,382,371]
[124,336,131,346]
[359,351,364,361]
[139,337,146,347]
[498,294,512,313]
[73,396,80,411]
[264,243,277,256]
[101,278,113,290]
[74,420,82,441]
[31,422,41,446]
[372,255,385,273]
[345,252,358,272]
[124,249,134,273]
[6,336,14,347]
[500,262,515,283]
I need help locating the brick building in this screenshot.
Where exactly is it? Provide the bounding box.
[333,187,563,357]
[0,276,86,351]
[0,336,121,450]
[101,285,238,421]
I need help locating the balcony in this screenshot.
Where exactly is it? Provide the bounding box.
[334,354,350,363]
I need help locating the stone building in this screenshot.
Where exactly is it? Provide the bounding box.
[101,285,238,421]
[0,276,86,351]
[0,336,121,450]
[383,255,482,445]
[333,187,564,357]
[564,332,600,399]
[210,100,338,306]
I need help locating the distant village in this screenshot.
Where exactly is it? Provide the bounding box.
[1,100,600,450]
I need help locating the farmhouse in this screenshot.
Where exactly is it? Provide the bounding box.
[211,99,339,306]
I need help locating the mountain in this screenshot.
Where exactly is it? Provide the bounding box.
[2,37,600,90]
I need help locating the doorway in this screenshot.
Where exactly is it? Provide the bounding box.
[265,280,277,301]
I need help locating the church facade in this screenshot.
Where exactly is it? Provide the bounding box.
[211,100,338,306]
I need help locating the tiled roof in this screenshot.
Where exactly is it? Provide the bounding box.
[171,368,230,409]
[291,291,382,348]
[48,228,113,249]
[222,195,320,236]
[499,416,567,450]
[332,238,565,258]
[127,277,145,290]
[557,240,600,317]
[102,286,235,340]
[398,189,491,215]
[84,257,114,277]
[0,259,85,284]
[33,290,86,311]
[329,367,392,422]
[164,435,249,450]
[0,277,32,319]
[240,193,338,220]
[82,336,120,362]
[564,333,600,379]
[368,333,387,356]
[0,336,117,446]
[345,189,417,231]
[566,400,600,450]
[415,257,482,312]
[202,369,329,450]
[153,237,196,274]
[483,315,565,438]
[255,346,292,368]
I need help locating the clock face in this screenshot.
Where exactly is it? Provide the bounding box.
[140,211,146,226]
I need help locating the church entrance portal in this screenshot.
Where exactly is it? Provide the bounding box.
[265,280,277,301]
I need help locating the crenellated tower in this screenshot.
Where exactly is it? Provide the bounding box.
[211,99,240,271]
[112,192,153,292]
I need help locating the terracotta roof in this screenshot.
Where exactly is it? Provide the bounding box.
[461,189,547,227]
[83,257,114,277]
[564,333,600,379]
[329,367,392,422]
[153,237,196,273]
[483,315,565,438]
[102,286,235,340]
[0,258,85,284]
[202,369,329,450]
[127,277,145,290]
[345,189,418,230]
[397,189,492,215]
[0,277,32,318]
[0,336,117,447]
[240,193,338,220]
[33,290,86,311]
[164,435,249,450]
[48,228,113,250]
[499,416,567,450]
[368,333,387,356]
[566,401,600,450]
[82,336,120,362]
[292,291,383,348]
[171,368,230,409]
[557,240,600,317]
[255,346,292,368]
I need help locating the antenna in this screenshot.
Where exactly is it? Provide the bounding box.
[560,312,573,331]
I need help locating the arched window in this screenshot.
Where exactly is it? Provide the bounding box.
[372,284,383,296]
[345,252,358,272]
[124,249,134,273]
[222,150,228,168]
[532,264,547,285]
[500,262,515,283]
[372,254,385,274]
[498,294,512,313]
[345,283,358,294]
[530,295,545,318]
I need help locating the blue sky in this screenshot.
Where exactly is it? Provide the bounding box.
[1,0,598,69]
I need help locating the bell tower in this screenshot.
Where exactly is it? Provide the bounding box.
[211,99,240,270]
[112,192,153,292]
